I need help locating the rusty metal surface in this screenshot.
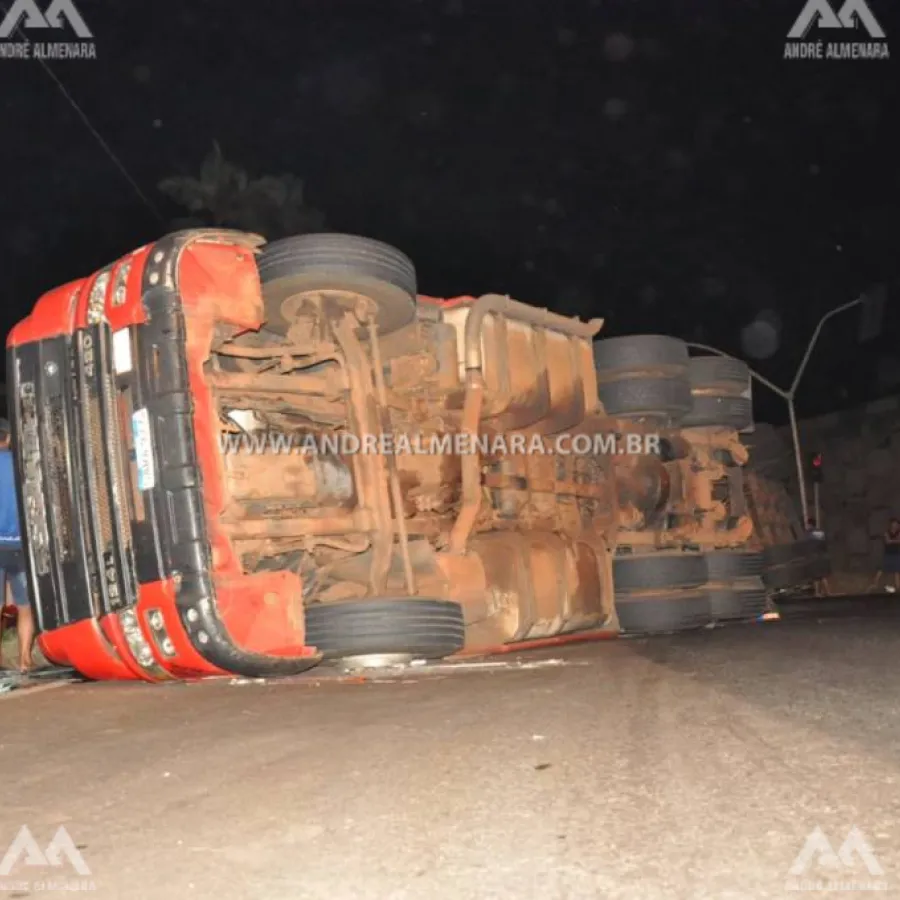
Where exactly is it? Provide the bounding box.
[194,263,761,653]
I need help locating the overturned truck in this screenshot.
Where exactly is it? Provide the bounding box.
[8,230,791,681]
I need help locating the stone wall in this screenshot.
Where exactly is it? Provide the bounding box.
[776,395,900,573]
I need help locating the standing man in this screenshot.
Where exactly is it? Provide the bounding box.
[0,420,33,670]
[870,517,900,594]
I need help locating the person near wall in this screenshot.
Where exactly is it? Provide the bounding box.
[869,517,900,594]
[0,422,33,670]
[804,517,830,597]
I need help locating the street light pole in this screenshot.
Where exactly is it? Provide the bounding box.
[789,298,863,397]
[787,397,808,526]
[686,294,864,525]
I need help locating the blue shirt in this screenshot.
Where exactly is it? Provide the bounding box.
[0,448,22,551]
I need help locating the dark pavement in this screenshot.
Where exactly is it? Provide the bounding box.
[2,616,900,899]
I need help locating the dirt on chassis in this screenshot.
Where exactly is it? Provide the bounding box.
[7,228,765,682]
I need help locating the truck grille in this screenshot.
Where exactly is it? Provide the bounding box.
[8,326,139,632]
[83,393,114,550]
[43,397,73,561]
[76,328,136,612]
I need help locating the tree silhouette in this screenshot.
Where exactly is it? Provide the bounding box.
[158,141,324,237]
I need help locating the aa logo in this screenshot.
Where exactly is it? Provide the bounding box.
[789,825,884,877]
[787,0,885,39]
[0,0,92,40]
[0,825,91,876]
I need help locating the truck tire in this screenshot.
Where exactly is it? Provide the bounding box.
[761,538,831,590]
[613,552,707,592]
[593,334,689,373]
[763,559,815,591]
[617,589,711,634]
[593,335,692,421]
[688,356,749,394]
[704,550,765,580]
[597,376,692,421]
[304,598,465,660]
[257,233,417,337]
[682,395,753,430]
[708,580,767,621]
[682,356,752,430]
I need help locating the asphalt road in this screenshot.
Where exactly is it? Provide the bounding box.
[2,616,900,899]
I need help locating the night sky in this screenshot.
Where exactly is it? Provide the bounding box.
[1,0,897,424]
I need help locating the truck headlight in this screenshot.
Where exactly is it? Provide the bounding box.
[87,269,111,324]
[118,608,170,678]
[144,607,177,659]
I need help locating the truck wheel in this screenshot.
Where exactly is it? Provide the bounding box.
[257,233,417,337]
[682,356,752,430]
[593,335,692,422]
[594,334,689,373]
[597,376,692,421]
[613,552,707,592]
[304,598,465,661]
[688,357,749,394]
[761,539,831,590]
[703,550,765,580]
[708,579,767,621]
[617,589,711,634]
[762,559,814,591]
[682,395,753,430]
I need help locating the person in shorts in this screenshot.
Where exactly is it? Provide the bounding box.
[2,566,33,670]
[0,421,33,670]
[870,517,900,594]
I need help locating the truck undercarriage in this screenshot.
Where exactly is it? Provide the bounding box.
[6,229,812,681]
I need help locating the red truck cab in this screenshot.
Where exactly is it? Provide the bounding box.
[7,230,322,681]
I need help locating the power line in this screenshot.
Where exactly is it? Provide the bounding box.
[2,4,165,224]
[33,59,166,223]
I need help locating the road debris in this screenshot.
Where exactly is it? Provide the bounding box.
[0,666,79,696]
[424,657,579,672]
